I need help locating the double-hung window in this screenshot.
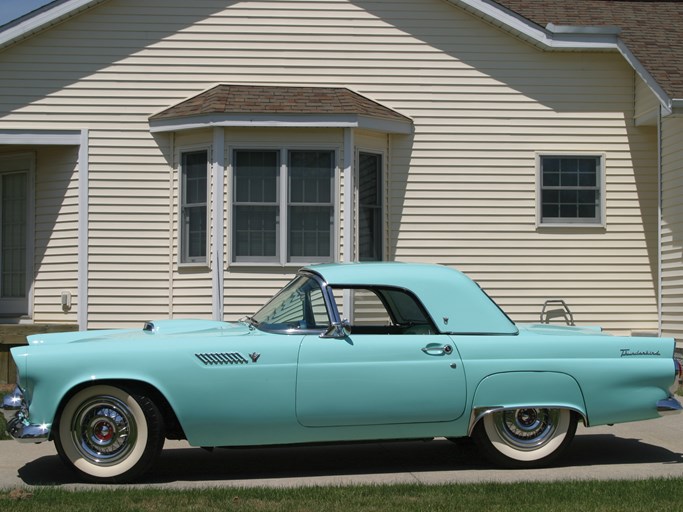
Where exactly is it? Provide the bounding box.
[180,150,209,264]
[538,155,603,226]
[233,149,335,264]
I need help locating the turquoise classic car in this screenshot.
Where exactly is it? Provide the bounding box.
[4,262,682,482]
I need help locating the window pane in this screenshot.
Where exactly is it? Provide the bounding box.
[181,151,208,263]
[289,151,332,204]
[359,152,382,261]
[289,205,332,258]
[183,152,207,204]
[235,151,278,203]
[1,172,27,297]
[234,205,278,258]
[186,206,207,258]
[540,156,600,223]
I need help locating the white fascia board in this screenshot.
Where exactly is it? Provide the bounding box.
[0,0,106,50]
[150,113,413,134]
[0,130,82,145]
[669,99,683,116]
[449,0,620,49]
[616,39,672,114]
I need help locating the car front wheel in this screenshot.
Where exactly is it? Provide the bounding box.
[54,384,165,483]
[472,407,577,468]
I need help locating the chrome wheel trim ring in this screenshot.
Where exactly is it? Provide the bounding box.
[491,408,559,451]
[70,395,138,466]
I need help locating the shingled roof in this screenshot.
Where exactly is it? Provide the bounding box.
[493,0,683,100]
[150,84,411,123]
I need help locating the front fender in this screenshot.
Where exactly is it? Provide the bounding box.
[469,371,587,434]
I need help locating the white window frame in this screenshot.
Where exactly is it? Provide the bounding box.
[228,145,340,266]
[536,153,606,228]
[0,152,35,318]
[178,146,211,266]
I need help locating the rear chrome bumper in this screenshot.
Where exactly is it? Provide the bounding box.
[657,395,683,416]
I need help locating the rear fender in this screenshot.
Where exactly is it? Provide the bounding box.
[469,372,587,435]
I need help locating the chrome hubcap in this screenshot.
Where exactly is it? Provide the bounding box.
[70,395,137,465]
[492,408,559,451]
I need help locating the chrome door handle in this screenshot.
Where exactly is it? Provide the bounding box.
[421,345,453,355]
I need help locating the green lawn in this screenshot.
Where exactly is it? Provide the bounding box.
[2,479,683,512]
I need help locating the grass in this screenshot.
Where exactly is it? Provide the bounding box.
[2,479,683,512]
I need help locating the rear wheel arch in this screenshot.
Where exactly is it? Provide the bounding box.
[469,371,588,434]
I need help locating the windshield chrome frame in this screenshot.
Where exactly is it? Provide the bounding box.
[250,270,339,335]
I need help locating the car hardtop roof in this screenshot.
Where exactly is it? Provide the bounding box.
[303,262,518,335]
[303,261,472,288]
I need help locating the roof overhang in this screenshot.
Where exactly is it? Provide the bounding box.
[149,113,412,135]
[446,0,677,113]
[0,0,107,51]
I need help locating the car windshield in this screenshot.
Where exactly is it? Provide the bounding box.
[251,274,331,333]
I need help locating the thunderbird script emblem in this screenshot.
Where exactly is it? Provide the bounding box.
[249,352,261,363]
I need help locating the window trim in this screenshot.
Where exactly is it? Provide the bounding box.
[228,145,340,266]
[536,153,606,228]
[178,146,211,267]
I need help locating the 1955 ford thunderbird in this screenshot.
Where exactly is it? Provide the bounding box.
[3,262,682,482]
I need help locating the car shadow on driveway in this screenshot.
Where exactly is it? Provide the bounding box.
[15,434,683,486]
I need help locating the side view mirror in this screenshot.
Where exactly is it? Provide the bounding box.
[320,319,351,339]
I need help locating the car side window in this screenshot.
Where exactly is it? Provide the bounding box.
[331,286,436,335]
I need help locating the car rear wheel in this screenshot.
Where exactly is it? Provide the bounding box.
[54,385,165,483]
[472,407,577,468]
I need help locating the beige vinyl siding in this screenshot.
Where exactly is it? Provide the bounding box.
[32,146,80,324]
[0,0,660,333]
[661,116,683,344]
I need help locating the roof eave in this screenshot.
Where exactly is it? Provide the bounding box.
[446,0,674,114]
[149,113,413,135]
[0,0,107,51]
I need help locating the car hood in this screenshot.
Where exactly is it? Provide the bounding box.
[25,319,252,347]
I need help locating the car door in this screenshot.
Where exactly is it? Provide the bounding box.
[295,288,467,427]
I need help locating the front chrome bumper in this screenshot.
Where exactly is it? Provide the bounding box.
[657,395,683,416]
[2,385,50,443]
[2,385,22,410]
[6,411,50,443]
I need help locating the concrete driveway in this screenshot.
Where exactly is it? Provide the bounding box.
[1,409,682,489]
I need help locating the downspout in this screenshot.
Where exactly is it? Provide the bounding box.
[77,129,89,330]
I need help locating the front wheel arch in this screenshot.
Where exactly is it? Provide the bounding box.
[52,379,185,442]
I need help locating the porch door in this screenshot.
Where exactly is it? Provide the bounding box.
[0,155,31,317]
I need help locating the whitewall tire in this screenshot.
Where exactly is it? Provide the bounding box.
[54,385,164,483]
[473,408,577,468]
